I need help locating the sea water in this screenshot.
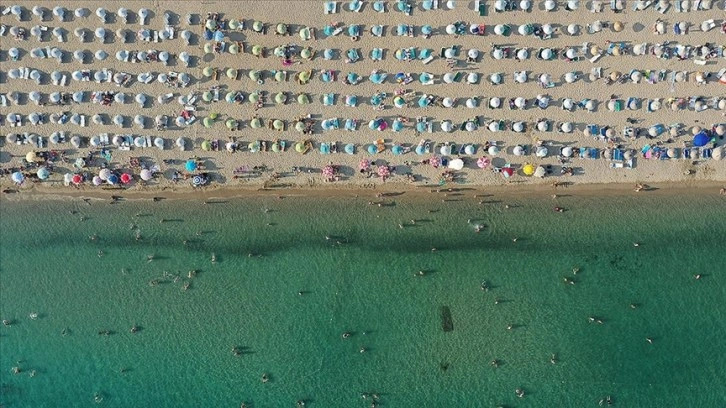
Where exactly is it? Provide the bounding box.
[1,191,725,407]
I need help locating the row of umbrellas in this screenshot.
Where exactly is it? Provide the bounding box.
[8,6,150,24]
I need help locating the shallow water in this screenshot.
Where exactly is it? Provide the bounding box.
[1,192,725,407]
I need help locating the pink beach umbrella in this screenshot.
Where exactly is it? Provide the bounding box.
[359,159,371,171]
[71,174,83,185]
[322,165,335,178]
[120,173,132,184]
[429,156,441,168]
[377,165,390,178]
[477,157,490,168]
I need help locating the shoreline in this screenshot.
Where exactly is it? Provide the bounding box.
[3,179,725,202]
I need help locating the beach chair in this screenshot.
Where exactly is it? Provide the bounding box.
[655,0,670,12]
[702,148,713,159]
[477,0,488,15]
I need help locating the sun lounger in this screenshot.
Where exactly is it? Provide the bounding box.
[655,0,670,12]
[683,148,691,158]
[612,149,624,161]
[701,148,713,158]
[477,0,488,15]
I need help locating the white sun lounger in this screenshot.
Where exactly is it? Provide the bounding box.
[422,55,434,65]
[60,74,68,86]
[80,114,87,127]
[655,0,670,12]
[0,95,6,106]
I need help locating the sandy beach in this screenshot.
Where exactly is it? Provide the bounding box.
[1,0,725,195]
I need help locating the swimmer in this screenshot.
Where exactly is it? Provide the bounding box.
[182,239,188,246]
[633,242,640,247]
[94,393,103,403]
[188,270,197,278]
[494,298,501,305]
[630,303,638,309]
[588,316,596,323]
[646,337,653,344]
[12,366,21,374]
[342,332,351,339]
[211,253,217,263]
[130,325,138,334]
[550,354,557,364]
[29,369,36,377]
[515,388,525,398]
[98,250,104,258]
[183,282,190,291]
[431,247,437,252]
[480,281,489,291]
[596,319,603,324]
[694,274,701,280]
[572,267,580,274]
[147,254,154,262]
[296,400,305,407]
[398,224,404,229]
[29,312,38,320]
[507,324,513,330]
[89,234,97,241]
[261,373,269,383]
[491,359,499,368]
[415,270,425,277]
[359,347,366,353]
[61,328,68,335]
[3,319,11,326]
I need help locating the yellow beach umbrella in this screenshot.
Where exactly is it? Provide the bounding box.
[252,45,263,56]
[295,142,305,153]
[613,21,624,32]
[225,119,237,129]
[295,121,306,132]
[204,43,214,54]
[275,92,287,104]
[203,66,214,77]
[275,71,286,82]
[301,48,312,59]
[26,151,39,162]
[249,92,260,103]
[248,70,260,81]
[299,26,311,40]
[203,117,214,128]
[253,21,263,32]
[522,163,536,176]
[273,119,284,131]
[298,70,311,83]
[229,43,240,55]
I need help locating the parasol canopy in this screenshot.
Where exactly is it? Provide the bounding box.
[477,157,490,169]
[522,164,535,176]
[448,159,464,171]
[692,132,710,147]
[37,167,50,180]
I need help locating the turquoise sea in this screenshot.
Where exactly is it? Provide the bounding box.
[1,190,725,407]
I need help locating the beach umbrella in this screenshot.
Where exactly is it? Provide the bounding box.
[466,73,479,84]
[11,172,25,184]
[462,145,475,155]
[536,146,549,158]
[476,157,491,169]
[63,173,75,186]
[93,49,108,61]
[95,27,106,42]
[132,136,144,148]
[346,72,359,84]
[90,176,102,186]
[6,133,19,144]
[274,92,287,105]
[252,45,264,57]
[94,70,107,82]
[105,174,119,185]
[37,167,50,180]
[203,117,214,128]
[465,122,477,132]
[565,72,577,83]
[366,144,378,155]
[486,146,500,156]
[512,145,525,156]
[443,98,455,108]
[53,6,66,20]
[488,122,501,132]
[225,68,238,79]
[440,120,453,132]
[8,69,21,79]
[565,48,578,60]
[560,122,573,133]
[515,71,528,83]
[445,24,457,35]
[567,24,579,35]
[514,97,527,109]
[465,98,478,109]
[28,113,41,125]
[202,91,213,102]
[134,115,146,128]
[613,21,624,32]
[70,174,83,185]
[74,49,87,62]
[29,48,46,59]
[492,49,504,60]
[137,169,153,181]
[97,168,111,181]
[9,48,22,60]
[693,132,710,147]
[522,164,536,176]
[513,121,526,133]
[490,73,503,85]
[358,159,372,171]
[489,97,502,109]
[115,50,128,62]
[28,91,42,104]
[711,147,722,161]
[250,118,262,128]
[562,98,575,111]
[135,94,147,107]
[119,173,131,184]
[392,145,404,156]
[26,151,40,162]
[494,24,509,36]
[448,159,464,171]
[518,24,533,36]
[390,119,403,132]
[273,120,285,130]
[394,96,405,108]
[138,8,149,25]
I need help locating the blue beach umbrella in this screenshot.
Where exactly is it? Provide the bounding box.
[371,25,383,36]
[320,143,331,154]
[395,49,405,61]
[107,174,119,185]
[324,49,334,59]
[418,96,430,108]
[421,25,432,35]
[192,175,204,186]
[396,0,408,12]
[392,119,404,132]
[370,94,383,106]
[693,132,710,147]
[345,143,355,154]
[369,119,380,130]
[203,29,213,41]
[392,145,404,155]
[347,49,359,61]
[321,71,334,82]
[348,25,360,37]
[397,24,407,36]
[419,72,432,84]
[213,30,224,41]
[346,72,359,83]
[370,72,384,84]
[323,25,335,36]
[370,48,383,60]
[416,121,427,133]
[346,95,358,106]
[367,144,378,154]
[345,118,357,131]
[323,93,335,105]
[37,167,50,180]
[373,1,385,12]
[423,0,434,9]
[415,144,426,155]
[185,159,197,172]
[11,171,25,184]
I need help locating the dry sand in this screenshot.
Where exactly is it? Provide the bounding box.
[1,0,725,196]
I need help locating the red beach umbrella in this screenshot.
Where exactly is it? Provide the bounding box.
[501,167,514,178]
[72,174,83,185]
[120,173,132,184]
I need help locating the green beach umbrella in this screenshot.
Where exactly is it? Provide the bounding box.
[253,21,263,32]
[301,48,312,59]
[225,92,236,103]
[226,68,238,79]
[202,91,213,102]
[225,119,237,129]
[275,71,286,82]
[204,42,214,54]
[297,93,310,104]
[249,70,261,81]
[298,71,311,83]
[299,26,311,40]
[202,66,214,77]
[275,92,287,104]
[229,19,240,30]
[271,141,281,152]
[201,140,212,150]
[252,45,263,56]
[276,23,287,35]
[250,118,262,128]
[229,43,240,54]
[249,92,260,103]
[295,142,305,153]
[209,112,218,120]
[203,117,214,128]
[273,119,284,131]
[295,121,306,132]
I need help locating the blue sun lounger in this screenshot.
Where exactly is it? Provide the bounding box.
[702,148,713,158]
[612,149,624,161]
[683,148,691,158]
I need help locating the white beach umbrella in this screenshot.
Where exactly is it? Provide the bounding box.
[490,73,503,84]
[445,24,456,35]
[515,71,528,83]
[116,29,129,42]
[520,0,532,9]
[112,135,124,146]
[31,25,43,40]
[70,135,81,148]
[441,121,453,132]
[537,120,549,131]
[95,27,106,42]
[32,6,46,20]
[444,48,456,59]
[443,97,454,108]
[140,169,153,181]
[489,97,502,108]
[495,0,506,10]
[139,8,149,25]
[49,92,61,104]
[466,98,478,108]
[74,49,86,62]
[488,146,500,155]
[179,52,190,66]
[30,47,46,59]
[154,137,164,150]
[565,48,577,59]
[562,98,574,110]
[8,69,21,79]
[564,72,578,83]
[29,113,41,125]
[542,24,554,35]
[134,115,145,128]
[135,93,148,107]
[514,97,526,109]
[49,48,62,61]
[176,137,186,150]
[536,146,549,157]
[95,50,108,61]
[118,8,129,23]
[513,121,525,133]
[29,91,41,104]
[116,50,129,62]
[443,73,455,84]
[53,6,66,21]
[181,30,192,45]
[29,70,41,84]
[96,8,108,23]
[488,121,501,132]
[94,71,107,82]
[492,48,504,60]
[113,114,124,127]
[465,122,477,132]
[632,43,646,56]
[114,93,126,104]
[158,51,170,65]
[494,24,507,35]
[467,73,479,84]
[92,114,104,125]
[71,113,82,126]
[52,27,64,42]
[513,145,525,156]
[567,24,579,35]
[468,49,479,59]
[560,122,573,133]
[545,0,557,9]
[516,48,529,60]
[561,146,573,157]
[9,47,21,59]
